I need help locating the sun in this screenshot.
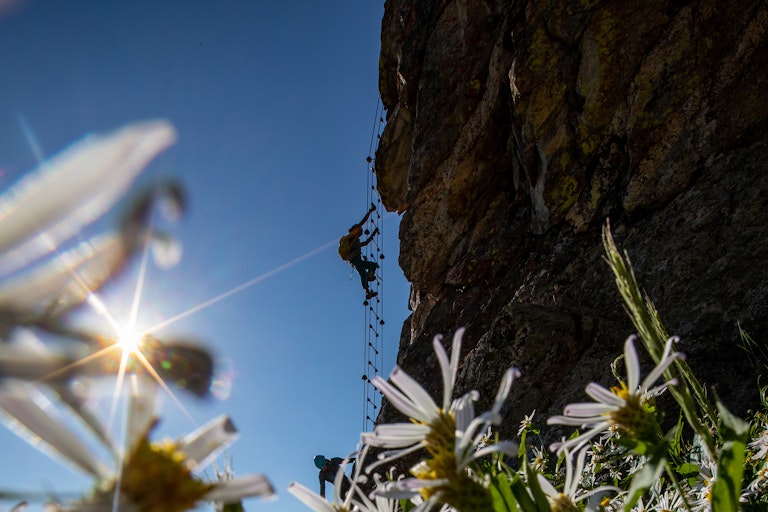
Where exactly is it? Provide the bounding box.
[116,325,145,354]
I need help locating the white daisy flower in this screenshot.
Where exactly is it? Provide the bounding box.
[361,328,519,511]
[547,336,682,453]
[749,428,768,461]
[648,485,685,511]
[362,328,519,472]
[0,120,265,510]
[746,463,768,496]
[529,445,548,473]
[537,447,619,512]
[0,121,205,393]
[517,409,536,436]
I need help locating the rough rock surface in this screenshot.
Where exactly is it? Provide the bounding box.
[374,0,768,442]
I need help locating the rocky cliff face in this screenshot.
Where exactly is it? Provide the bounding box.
[375,0,768,439]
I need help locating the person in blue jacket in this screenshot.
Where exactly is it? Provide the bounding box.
[314,454,353,498]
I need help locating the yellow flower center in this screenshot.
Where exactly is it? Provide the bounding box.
[112,434,214,512]
[607,383,661,445]
[550,492,579,512]
[407,410,494,511]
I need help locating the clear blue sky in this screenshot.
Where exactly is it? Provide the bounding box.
[0,1,410,510]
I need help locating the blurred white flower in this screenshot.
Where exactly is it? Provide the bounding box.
[350,473,403,512]
[0,120,180,319]
[0,375,273,511]
[0,121,271,510]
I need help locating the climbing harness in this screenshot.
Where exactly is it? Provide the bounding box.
[361,99,386,433]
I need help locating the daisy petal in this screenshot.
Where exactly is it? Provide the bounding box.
[490,367,520,416]
[446,328,464,407]
[0,382,110,479]
[371,375,428,422]
[434,334,453,410]
[0,233,126,316]
[126,375,158,455]
[563,402,615,417]
[365,423,431,447]
[178,415,239,470]
[288,482,334,512]
[388,368,439,422]
[0,120,176,275]
[641,352,682,391]
[624,336,641,391]
[206,474,276,503]
[550,423,608,453]
[585,383,625,407]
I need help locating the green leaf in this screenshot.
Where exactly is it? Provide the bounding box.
[508,474,539,512]
[712,400,749,512]
[489,472,519,512]
[676,462,700,479]
[524,459,552,512]
[617,436,653,456]
[668,411,685,459]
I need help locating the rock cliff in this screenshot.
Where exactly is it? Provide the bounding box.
[374,0,768,440]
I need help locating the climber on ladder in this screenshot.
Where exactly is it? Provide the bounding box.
[313,454,353,498]
[339,203,379,299]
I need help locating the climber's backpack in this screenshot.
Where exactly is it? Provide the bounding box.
[338,234,353,261]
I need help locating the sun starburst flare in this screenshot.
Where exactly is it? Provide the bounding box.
[0,120,275,510]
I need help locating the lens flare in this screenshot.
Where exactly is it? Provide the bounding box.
[116,326,144,354]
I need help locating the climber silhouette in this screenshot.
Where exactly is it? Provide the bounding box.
[314,455,353,498]
[338,204,379,299]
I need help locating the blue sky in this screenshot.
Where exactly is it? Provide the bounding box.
[0,1,410,510]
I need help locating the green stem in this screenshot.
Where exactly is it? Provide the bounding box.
[664,460,694,512]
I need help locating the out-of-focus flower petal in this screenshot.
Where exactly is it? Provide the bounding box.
[0,232,126,316]
[0,338,69,379]
[0,381,110,479]
[562,401,616,417]
[53,383,117,459]
[0,120,176,276]
[369,374,430,423]
[150,234,182,269]
[287,482,335,512]
[178,415,239,470]
[584,383,624,407]
[125,375,158,455]
[205,474,276,503]
[362,423,431,447]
